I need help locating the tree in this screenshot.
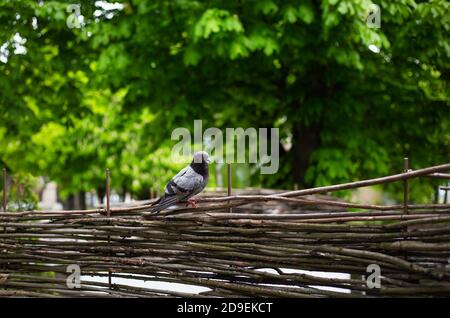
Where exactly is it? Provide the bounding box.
[0,0,448,204]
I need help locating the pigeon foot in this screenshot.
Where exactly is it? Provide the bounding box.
[185,198,197,208]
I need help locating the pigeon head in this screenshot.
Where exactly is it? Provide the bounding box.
[192,151,210,164]
[190,151,210,177]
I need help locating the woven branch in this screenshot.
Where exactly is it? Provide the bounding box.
[1,163,450,297]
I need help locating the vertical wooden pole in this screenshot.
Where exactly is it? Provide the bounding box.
[403,158,409,214]
[2,168,6,212]
[106,169,111,217]
[434,186,439,204]
[3,168,6,239]
[402,158,410,263]
[106,169,112,289]
[227,163,232,213]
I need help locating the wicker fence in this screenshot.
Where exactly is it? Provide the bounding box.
[1,163,450,297]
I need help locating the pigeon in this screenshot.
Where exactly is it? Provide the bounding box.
[150,151,210,213]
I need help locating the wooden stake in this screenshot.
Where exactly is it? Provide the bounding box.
[403,158,409,214]
[106,168,112,289]
[2,168,6,238]
[2,168,6,212]
[228,163,232,213]
[106,169,111,217]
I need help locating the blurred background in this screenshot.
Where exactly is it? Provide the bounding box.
[0,0,448,211]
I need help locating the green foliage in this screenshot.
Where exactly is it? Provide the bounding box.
[0,0,448,204]
[5,172,39,211]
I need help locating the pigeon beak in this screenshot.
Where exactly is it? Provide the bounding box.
[206,158,212,163]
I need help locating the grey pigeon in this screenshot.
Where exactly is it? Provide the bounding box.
[150,151,210,213]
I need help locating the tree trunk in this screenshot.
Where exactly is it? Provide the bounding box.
[290,65,327,188]
[62,192,86,210]
[77,191,86,210]
[97,187,105,204]
[120,187,127,201]
[292,122,321,188]
[136,188,150,200]
[63,194,75,210]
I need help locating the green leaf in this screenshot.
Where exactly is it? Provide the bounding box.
[298,3,315,24]
[183,46,201,66]
[256,0,279,15]
[283,6,298,23]
[229,40,249,59]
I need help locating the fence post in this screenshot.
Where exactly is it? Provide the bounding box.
[106,168,112,290]
[106,169,111,217]
[2,168,7,240]
[442,187,449,204]
[228,163,232,213]
[403,158,409,214]
[2,168,6,212]
[402,158,410,263]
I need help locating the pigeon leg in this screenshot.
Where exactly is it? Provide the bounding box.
[185,198,197,208]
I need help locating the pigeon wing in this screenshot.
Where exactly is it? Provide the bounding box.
[164,166,189,195]
[172,166,204,197]
[150,166,204,213]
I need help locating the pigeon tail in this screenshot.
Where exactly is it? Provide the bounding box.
[150,195,181,213]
